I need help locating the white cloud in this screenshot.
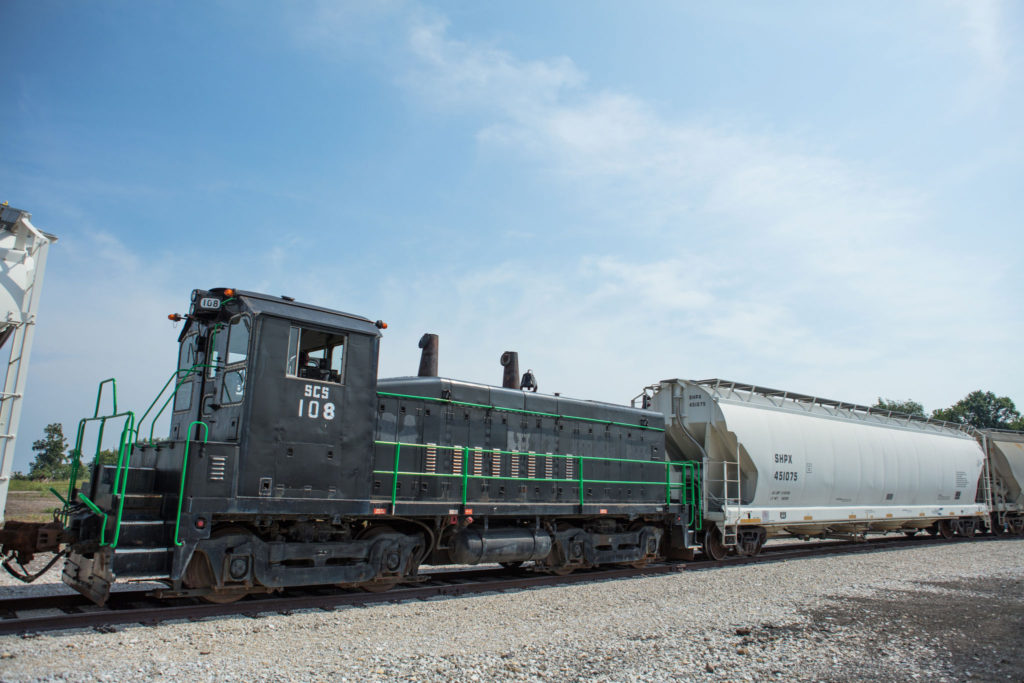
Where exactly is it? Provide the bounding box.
[374,14,1021,409]
[953,0,1008,82]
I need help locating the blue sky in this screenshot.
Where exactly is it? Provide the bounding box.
[2,1,1022,470]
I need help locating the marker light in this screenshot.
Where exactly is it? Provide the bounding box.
[168,313,183,321]
[375,320,388,329]
[223,288,235,297]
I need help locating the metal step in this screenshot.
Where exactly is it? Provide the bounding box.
[97,465,157,494]
[111,546,172,577]
[114,520,174,548]
[91,492,167,519]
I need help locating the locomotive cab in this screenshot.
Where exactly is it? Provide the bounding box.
[167,288,383,505]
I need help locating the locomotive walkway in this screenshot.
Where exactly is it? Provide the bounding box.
[0,534,1008,636]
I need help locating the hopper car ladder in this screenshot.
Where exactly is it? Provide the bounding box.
[979,435,1005,533]
[721,449,741,547]
[705,440,741,548]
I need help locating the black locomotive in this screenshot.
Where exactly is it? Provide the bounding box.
[47,288,700,604]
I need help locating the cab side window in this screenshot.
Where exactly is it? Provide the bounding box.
[174,331,198,412]
[220,315,251,404]
[286,326,345,384]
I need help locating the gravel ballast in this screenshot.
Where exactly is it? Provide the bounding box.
[0,539,1022,682]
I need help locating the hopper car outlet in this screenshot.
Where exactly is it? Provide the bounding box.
[0,288,1021,604]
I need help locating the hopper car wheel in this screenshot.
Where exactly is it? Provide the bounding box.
[702,527,727,561]
[735,531,764,557]
[184,526,252,604]
[499,561,525,570]
[937,520,955,540]
[926,525,939,537]
[903,530,918,537]
[549,565,575,576]
[990,514,1006,536]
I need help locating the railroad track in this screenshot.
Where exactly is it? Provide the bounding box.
[0,534,1011,636]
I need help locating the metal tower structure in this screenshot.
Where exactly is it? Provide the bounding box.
[0,205,56,523]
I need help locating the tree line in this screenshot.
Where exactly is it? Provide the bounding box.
[13,388,1024,481]
[874,390,1024,430]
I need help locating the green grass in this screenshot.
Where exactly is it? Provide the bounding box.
[8,478,88,492]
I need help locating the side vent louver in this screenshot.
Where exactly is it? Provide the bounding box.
[208,455,227,481]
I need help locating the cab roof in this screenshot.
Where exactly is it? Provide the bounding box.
[235,290,382,336]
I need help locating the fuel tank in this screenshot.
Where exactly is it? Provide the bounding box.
[448,527,552,565]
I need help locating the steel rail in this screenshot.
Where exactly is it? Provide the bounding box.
[0,534,1013,636]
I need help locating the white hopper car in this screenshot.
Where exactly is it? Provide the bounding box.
[644,379,998,559]
[980,429,1024,535]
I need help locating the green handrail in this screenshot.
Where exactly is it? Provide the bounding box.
[389,443,401,509]
[137,363,216,445]
[63,410,135,514]
[577,454,585,507]
[461,447,470,506]
[373,439,702,525]
[62,371,215,550]
[93,378,117,418]
[78,493,109,546]
[64,378,129,502]
[146,369,199,445]
[49,487,68,506]
[107,412,138,548]
[134,367,194,444]
[174,421,209,546]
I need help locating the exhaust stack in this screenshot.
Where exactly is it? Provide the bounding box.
[500,351,520,389]
[418,334,439,377]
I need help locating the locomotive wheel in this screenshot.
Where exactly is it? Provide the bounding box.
[702,527,727,561]
[356,525,423,593]
[183,526,252,604]
[937,520,955,539]
[926,525,939,536]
